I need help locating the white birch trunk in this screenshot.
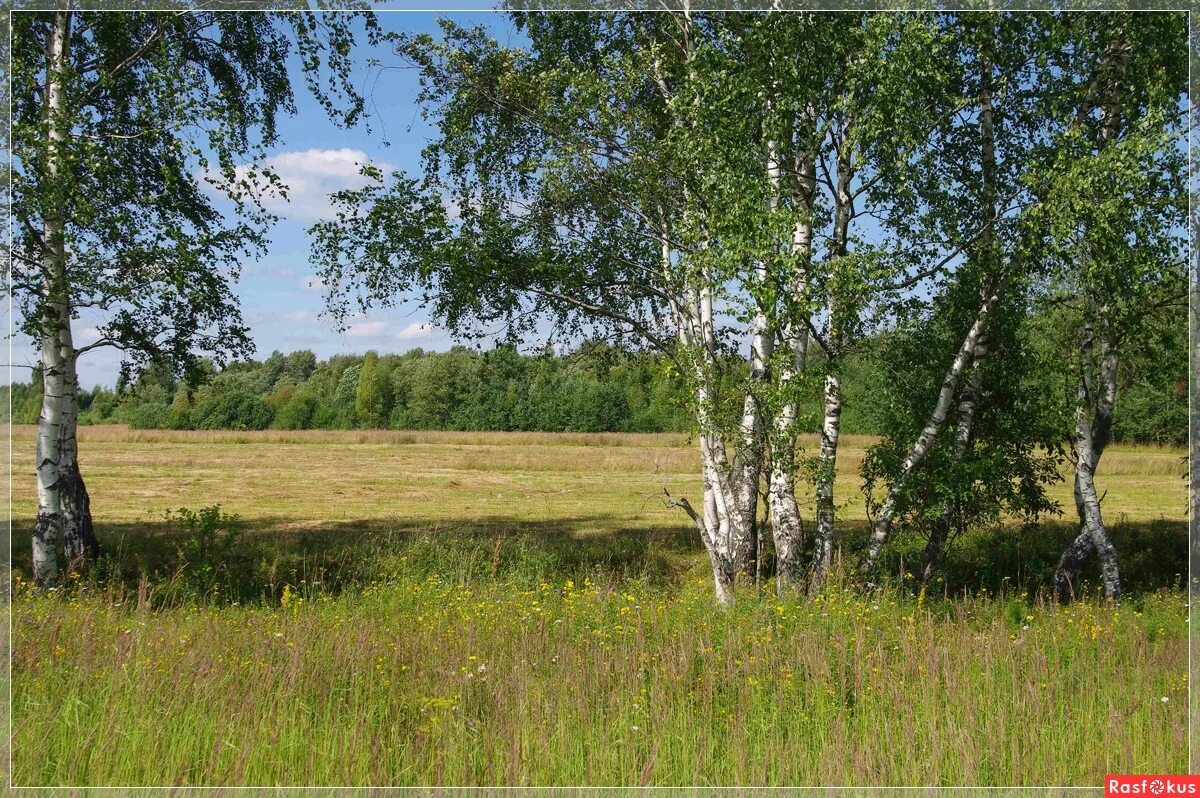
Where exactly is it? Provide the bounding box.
[34,318,67,586]
[33,8,72,586]
[1053,330,1120,599]
[1072,377,1121,600]
[919,339,986,582]
[767,116,815,594]
[664,229,755,605]
[809,134,852,587]
[59,345,97,565]
[1052,31,1130,602]
[810,373,841,590]
[918,29,996,584]
[661,10,770,603]
[859,288,999,574]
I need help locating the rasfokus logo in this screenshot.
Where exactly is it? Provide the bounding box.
[1107,776,1200,796]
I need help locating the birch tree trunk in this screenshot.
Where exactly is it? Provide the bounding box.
[59,346,99,565]
[810,373,841,589]
[918,25,995,584]
[809,132,852,590]
[1053,329,1120,600]
[34,311,67,586]
[859,288,999,574]
[765,131,811,592]
[32,8,72,586]
[665,231,760,605]
[918,339,985,582]
[735,256,773,579]
[652,17,763,605]
[1051,30,1130,602]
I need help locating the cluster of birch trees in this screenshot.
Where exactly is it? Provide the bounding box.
[312,10,1187,603]
[13,9,1188,605]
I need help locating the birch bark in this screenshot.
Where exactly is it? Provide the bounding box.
[33,8,72,585]
[810,130,853,589]
[859,288,999,574]
[766,131,814,592]
[659,4,767,603]
[1052,329,1120,599]
[918,340,985,582]
[918,21,996,583]
[60,345,99,565]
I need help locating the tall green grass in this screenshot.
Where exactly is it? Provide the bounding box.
[11,557,1187,787]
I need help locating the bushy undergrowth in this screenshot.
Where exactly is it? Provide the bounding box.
[45,509,1188,611]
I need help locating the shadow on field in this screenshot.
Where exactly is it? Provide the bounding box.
[9,513,1186,605]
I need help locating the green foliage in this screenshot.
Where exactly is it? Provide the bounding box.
[273,389,320,431]
[192,391,273,431]
[1115,382,1188,446]
[124,402,173,431]
[11,326,1184,442]
[355,352,392,428]
[166,504,241,597]
[10,10,377,378]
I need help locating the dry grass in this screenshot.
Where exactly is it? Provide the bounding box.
[6,425,1187,531]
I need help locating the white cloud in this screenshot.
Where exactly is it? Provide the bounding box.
[301,275,326,292]
[393,321,439,341]
[207,148,393,224]
[345,320,389,339]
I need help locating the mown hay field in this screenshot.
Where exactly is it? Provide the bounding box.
[6,425,1190,787]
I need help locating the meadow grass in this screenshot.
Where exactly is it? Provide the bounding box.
[5,425,1190,787]
[10,574,1188,787]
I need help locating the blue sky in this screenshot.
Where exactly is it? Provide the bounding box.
[10,11,526,389]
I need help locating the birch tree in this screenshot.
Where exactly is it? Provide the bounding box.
[1045,12,1187,600]
[313,11,809,603]
[855,12,1080,576]
[11,8,375,583]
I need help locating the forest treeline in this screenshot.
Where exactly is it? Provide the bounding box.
[4,327,1185,443]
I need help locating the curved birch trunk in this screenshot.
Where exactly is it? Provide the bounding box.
[1052,30,1130,603]
[920,20,997,584]
[1070,381,1121,599]
[919,339,985,582]
[859,289,999,574]
[1053,330,1120,600]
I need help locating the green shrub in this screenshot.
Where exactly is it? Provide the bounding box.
[1114,381,1187,445]
[167,504,241,597]
[274,390,319,430]
[125,402,172,429]
[193,391,273,430]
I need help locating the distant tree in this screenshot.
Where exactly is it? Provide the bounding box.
[355,351,392,428]
[194,391,273,431]
[275,389,319,430]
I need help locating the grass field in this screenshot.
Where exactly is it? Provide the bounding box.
[7,425,1191,787]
